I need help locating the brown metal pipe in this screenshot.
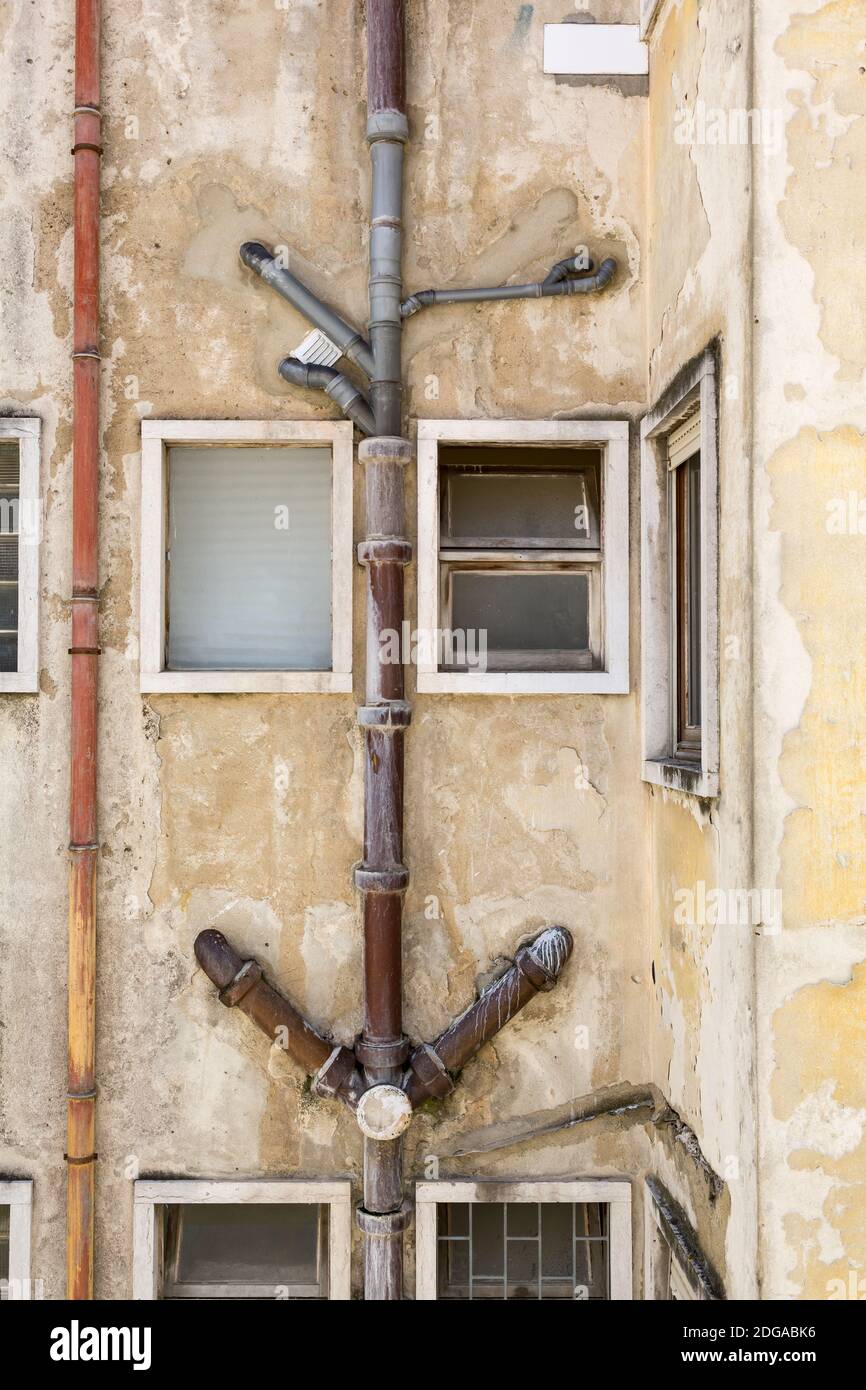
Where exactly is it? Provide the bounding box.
[367,0,406,115]
[405,927,574,1106]
[67,0,102,1302]
[194,929,364,1108]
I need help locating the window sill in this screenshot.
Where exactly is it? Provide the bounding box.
[417,669,628,695]
[140,670,352,695]
[642,757,718,798]
[0,672,39,694]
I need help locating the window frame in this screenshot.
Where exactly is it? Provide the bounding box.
[139,420,354,694]
[132,1178,352,1301]
[0,1179,34,1300]
[640,350,719,796]
[417,420,630,695]
[414,1178,633,1301]
[0,418,40,694]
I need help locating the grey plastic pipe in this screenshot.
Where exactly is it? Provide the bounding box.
[367,112,407,436]
[401,256,617,318]
[278,357,376,436]
[240,242,375,378]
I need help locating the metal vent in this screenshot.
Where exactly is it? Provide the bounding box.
[292,329,342,368]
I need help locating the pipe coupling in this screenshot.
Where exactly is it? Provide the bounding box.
[356,1207,412,1236]
[357,701,412,731]
[354,863,410,894]
[313,1045,361,1103]
[357,538,412,566]
[355,1035,411,1069]
[406,1042,455,1101]
[358,436,412,468]
[366,111,409,145]
[219,959,263,1007]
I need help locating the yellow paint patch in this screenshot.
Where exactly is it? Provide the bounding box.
[772,961,866,1119]
[777,2,866,380]
[770,427,866,928]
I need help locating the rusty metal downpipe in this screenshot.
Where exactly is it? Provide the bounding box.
[67,0,103,1301]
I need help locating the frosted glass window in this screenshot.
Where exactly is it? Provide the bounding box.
[167,446,332,671]
[450,570,590,667]
[162,1203,327,1299]
[0,1206,9,1299]
[441,449,601,549]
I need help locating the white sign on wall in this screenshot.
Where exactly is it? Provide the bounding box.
[543,24,649,77]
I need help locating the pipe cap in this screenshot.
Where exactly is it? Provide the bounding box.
[356,1084,413,1141]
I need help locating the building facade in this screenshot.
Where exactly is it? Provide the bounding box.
[1,0,864,1301]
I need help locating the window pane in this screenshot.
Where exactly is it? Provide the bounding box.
[687,456,701,728]
[437,1201,610,1300]
[167,446,332,671]
[0,534,18,581]
[0,583,19,631]
[450,569,589,664]
[541,1203,573,1278]
[165,1203,323,1294]
[441,447,601,549]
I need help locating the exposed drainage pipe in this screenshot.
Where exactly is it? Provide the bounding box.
[401,257,616,318]
[240,241,375,378]
[277,357,375,436]
[67,0,102,1302]
[194,929,365,1109]
[404,927,573,1105]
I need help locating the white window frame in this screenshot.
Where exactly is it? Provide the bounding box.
[639,0,665,42]
[132,1178,352,1301]
[415,1178,632,1300]
[640,350,719,797]
[417,420,630,695]
[0,1179,34,1300]
[0,418,40,694]
[140,420,354,694]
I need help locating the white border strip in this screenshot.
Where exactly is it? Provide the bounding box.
[0,418,40,694]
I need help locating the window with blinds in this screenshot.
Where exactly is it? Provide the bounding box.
[166,445,333,671]
[0,440,20,673]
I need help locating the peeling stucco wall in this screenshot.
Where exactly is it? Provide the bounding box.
[0,0,652,1299]
[753,0,866,1302]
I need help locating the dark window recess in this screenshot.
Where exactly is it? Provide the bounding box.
[438,445,603,673]
[674,452,701,760]
[0,1205,9,1299]
[0,440,20,673]
[436,1201,609,1300]
[162,1203,328,1300]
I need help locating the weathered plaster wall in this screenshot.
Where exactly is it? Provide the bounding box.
[752,0,866,1300]
[0,0,653,1299]
[644,0,757,1298]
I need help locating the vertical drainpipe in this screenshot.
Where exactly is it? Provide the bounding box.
[67,0,102,1299]
[355,0,411,1300]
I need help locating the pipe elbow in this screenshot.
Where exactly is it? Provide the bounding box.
[400,290,435,318]
[194,928,244,991]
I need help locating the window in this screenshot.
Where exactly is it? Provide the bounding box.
[415,1180,632,1300]
[417,421,629,694]
[641,348,718,796]
[644,1177,723,1301]
[0,419,40,694]
[132,1180,351,1300]
[140,421,353,693]
[0,1181,33,1300]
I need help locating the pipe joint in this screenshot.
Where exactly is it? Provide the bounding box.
[357,702,412,730]
[356,1084,413,1140]
[219,959,263,1007]
[358,436,412,468]
[354,863,410,894]
[357,538,412,566]
[356,1207,411,1236]
[313,1045,363,1106]
[356,1035,410,1069]
[366,111,409,145]
[405,1042,455,1102]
